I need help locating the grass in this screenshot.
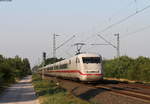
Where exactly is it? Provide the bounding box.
[0,83,9,95]
[32,74,91,104]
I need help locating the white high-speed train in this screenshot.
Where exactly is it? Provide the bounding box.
[39,53,103,81]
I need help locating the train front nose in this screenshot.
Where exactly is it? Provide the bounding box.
[80,56,103,81]
[80,66,103,81]
[79,73,103,81]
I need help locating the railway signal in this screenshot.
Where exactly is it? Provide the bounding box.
[42,52,46,79]
[43,52,46,62]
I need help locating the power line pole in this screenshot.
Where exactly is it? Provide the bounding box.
[53,34,56,58]
[53,34,59,58]
[114,33,120,57]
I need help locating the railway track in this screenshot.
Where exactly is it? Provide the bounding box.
[90,84,150,103]
[120,83,150,89]
[43,74,150,103]
[61,79,150,103]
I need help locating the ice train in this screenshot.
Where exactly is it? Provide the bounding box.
[38,53,103,81]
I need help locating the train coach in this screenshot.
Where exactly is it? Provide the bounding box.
[38,53,103,81]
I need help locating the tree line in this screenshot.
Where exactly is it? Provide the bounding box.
[103,56,150,82]
[33,55,150,82]
[0,54,31,85]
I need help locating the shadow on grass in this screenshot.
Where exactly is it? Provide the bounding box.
[78,89,105,101]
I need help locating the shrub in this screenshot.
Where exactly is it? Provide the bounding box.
[103,56,150,82]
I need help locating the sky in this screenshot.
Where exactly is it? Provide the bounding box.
[0,0,150,67]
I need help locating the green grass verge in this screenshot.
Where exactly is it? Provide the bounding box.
[32,74,91,104]
[0,83,9,95]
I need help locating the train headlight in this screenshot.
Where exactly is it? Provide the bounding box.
[86,71,99,73]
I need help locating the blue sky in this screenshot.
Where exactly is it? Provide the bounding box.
[0,0,150,66]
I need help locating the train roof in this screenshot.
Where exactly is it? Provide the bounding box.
[41,53,101,68]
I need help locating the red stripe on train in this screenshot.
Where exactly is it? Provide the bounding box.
[46,70,102,76]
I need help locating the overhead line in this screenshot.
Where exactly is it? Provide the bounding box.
[122,24,150,38]
[60,46,73,57]
[108,1,134,22]
[97,35,117,48]
[99,4,150,34]
[80,1,134,43]
[80,2,150,44]
[56,35,75,50]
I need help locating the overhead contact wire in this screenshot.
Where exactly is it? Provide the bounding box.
[99,4,150,34]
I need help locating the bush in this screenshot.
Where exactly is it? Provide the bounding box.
[0,54,31,87]
[0,63,15,83]
[103,56,150,82]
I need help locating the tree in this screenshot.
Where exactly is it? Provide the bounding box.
[45,57,64,65]
[23,58,31,75]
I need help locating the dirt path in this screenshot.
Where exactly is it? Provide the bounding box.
[0,76,39,104]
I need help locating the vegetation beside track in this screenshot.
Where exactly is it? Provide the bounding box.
[33,55,150,83]
[0,54,31,93]
[103,56,150,82]
[32,74,90,104]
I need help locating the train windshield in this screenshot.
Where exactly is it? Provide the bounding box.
[82,57,101,63]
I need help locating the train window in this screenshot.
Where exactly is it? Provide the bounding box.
[54,66,58,70]
[82,57,101,64]
[49,67,53,70]
[56,65,59,69]
[60,64,68,69]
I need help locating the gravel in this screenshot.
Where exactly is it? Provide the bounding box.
[44,76,149,104]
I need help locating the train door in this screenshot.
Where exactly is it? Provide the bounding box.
[75,57,81,79]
